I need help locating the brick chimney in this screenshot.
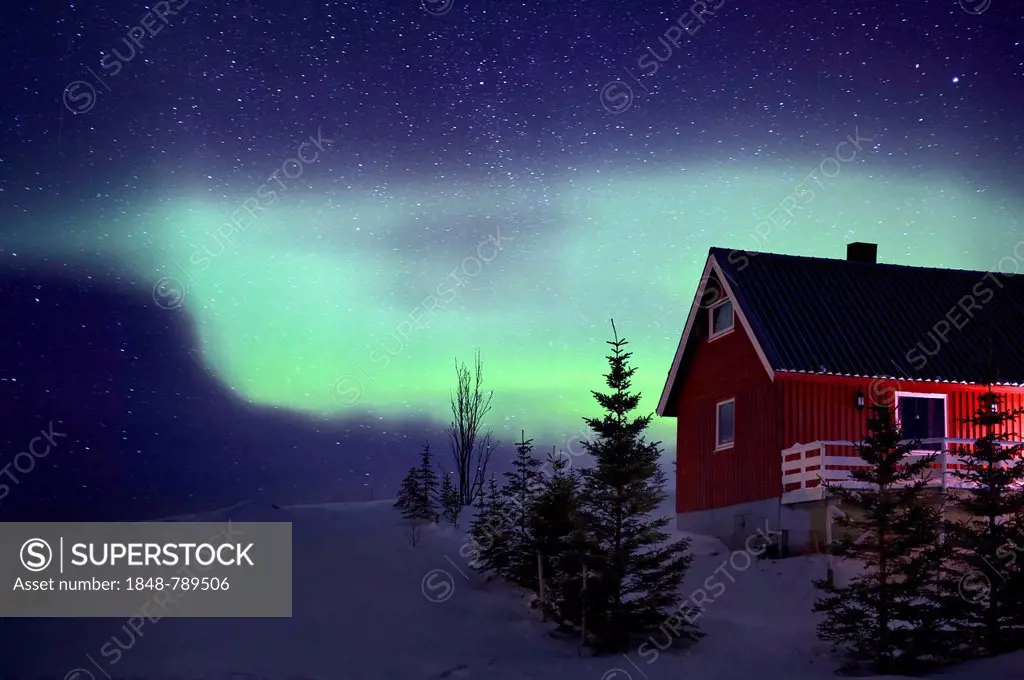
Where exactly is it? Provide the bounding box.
[846,242,877,263]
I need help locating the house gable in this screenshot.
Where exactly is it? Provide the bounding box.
[657,253,775,417]
[704,247,1024,386]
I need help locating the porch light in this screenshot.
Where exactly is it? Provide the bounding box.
[855,391,865,410]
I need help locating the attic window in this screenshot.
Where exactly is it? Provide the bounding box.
[709,299,734,339]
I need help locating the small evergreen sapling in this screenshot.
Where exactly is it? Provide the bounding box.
[530,449,586,626]
[465,476,491,568]
[502,430,545,589]
[394,465,420,512]
[397,464,429,547]
[440,473,463,526]
[469,474,513,576]
[404,442,439,523]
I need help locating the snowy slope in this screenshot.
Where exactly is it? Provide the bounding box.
[6,499,1024,680]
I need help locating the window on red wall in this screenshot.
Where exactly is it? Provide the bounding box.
[716,398,735,450]
[897,394,946,451]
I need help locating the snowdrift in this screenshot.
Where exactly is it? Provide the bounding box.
[3,499,1023,679]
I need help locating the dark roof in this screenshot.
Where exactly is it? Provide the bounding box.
[710,246,1024,386]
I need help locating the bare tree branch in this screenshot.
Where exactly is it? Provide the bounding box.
[404,516,424,547]
[446,349,496,505]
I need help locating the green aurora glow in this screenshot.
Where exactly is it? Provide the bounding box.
[16,165,1024,445]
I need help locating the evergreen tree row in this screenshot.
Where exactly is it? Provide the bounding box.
[396,323,700,653]
[395,442,463,530]
[814,391,1024,674]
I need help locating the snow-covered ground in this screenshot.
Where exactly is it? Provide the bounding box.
[6,498,1024,680]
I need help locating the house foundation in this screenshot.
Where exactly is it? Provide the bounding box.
[676,496,820,553]
[679,490,980,555]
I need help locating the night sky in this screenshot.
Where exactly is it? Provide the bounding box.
[1,0,1023,520]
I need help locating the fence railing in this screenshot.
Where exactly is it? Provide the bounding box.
[780,438,995,503]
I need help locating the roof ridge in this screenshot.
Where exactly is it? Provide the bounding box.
[708,246,1019,278]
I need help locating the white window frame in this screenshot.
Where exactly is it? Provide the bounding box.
[715,398,735,451]
[708,298,734,340]
[893,391,948,452]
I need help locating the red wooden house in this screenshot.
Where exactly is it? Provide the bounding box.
[657,243,1024,552]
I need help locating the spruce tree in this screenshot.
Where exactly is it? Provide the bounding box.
[530,449,586,626]
[812,404,947,674]
[397,465,428,548]
[409,442,439,522]
[502,430,545,589]
[394,465,419,511]
[440,473,463,526]
[469,474,513,575]
[940,389,1024,658]
[578,321,699,652]
[466,476,492,569]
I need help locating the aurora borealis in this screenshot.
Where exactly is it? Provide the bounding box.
[2,0,1023,513]
[15,163,1024,447]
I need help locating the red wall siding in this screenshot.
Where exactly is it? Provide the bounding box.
[676,362,1024,514]
[674,313,778,513]
[779,375,873,448]
[945,388,1024,439]
[778,373,1024,449]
